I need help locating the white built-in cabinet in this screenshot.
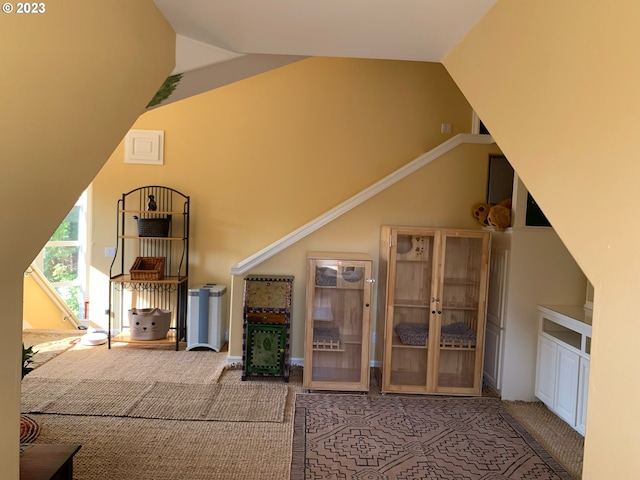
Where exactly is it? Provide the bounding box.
[535,305,591,435]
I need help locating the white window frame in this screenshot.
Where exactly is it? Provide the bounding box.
[34,187,91,320]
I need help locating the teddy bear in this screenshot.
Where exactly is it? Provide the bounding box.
[471,199,512,231]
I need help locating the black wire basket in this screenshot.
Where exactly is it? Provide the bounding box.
[133,216,171,237]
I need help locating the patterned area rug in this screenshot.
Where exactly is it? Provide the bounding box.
[20,415,40,443]
[291,394,574,480]
[23,329,83,368]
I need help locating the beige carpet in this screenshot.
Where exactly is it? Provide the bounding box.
[504,401,584,479]
[22,377,286,422]
[21,341,582,480]
[28,365,302,480]
[26,342,227,384]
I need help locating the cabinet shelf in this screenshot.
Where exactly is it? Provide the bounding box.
[387,371,427,388]
[394,300,430,308]
[313,345,344,352]
[443,278,478,285]
[314,285,363,290]
[309,367,363,383]
[443,304,477,311]
[439,344,477,351]
[393,301,477,310]
[110,275,188,292]
[543,329,581,350]
[312,333,362,351]
[392,340,428,349]
[112,331,179,345]
[118,235,186,241]
[392,338,476,350]
[119,209,186,215]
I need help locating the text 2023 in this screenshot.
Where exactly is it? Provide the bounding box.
[17,2,45,13]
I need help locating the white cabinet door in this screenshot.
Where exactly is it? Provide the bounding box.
[535,335,558,406]
[487,250,508,328]
[554,345,580,426]
[483,321,502,390]
[484,249,508,391]
[576,357,590,435]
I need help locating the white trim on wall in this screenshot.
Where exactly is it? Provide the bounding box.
[230,133,495,275]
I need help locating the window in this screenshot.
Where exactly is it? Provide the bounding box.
[34,189,90,320]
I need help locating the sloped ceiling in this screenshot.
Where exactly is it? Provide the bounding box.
[155,0,497,63]
[151,0,497,106]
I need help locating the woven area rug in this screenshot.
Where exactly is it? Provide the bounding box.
[25,343,227,384]
[22,377,286,422]
[291,394,574,480]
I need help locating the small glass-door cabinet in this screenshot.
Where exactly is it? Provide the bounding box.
[378,227,490,396]
[303,252,374,392]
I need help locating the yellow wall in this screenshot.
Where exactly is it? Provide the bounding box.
[91,58,476,329]
[23,274,67,329]
[0,1,175,477]
[234,143,499,361]
[94,58,472,267]
[444,0,640,478]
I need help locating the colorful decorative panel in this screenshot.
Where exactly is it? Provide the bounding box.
[242,275,293,382]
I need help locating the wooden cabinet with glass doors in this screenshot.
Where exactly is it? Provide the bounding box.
[303,252,374,392]
[378,227,490,396]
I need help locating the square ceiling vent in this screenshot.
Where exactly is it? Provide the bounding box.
[124,130,164,165]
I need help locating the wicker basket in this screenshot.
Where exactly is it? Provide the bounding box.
[130,256,165,280]
[128,308,171,340]
[133,215,171,237]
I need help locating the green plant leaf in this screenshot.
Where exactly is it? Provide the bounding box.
[22,343,37,379]
[146,73,183,109]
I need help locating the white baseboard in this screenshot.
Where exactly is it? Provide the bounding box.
[226,355,242,365]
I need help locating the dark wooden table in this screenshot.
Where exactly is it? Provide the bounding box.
[20,444,81,480]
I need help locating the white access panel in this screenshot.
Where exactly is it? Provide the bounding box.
[186,283,228,351]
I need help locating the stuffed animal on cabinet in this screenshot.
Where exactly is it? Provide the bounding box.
[471,199,512,231]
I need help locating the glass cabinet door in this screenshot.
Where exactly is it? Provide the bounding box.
[304,254,373,391]
[434,232,489,392]
[380,226,490,396]
[385,231,437,389]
